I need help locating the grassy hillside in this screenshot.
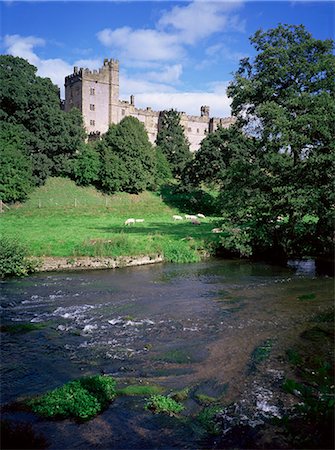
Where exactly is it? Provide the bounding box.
[1,178,220,262]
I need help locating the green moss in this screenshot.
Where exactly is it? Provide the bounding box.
[196,406,222,435]
[1,323,47,334]
[286,348,302,366]
[170,387,190,402]
[27,375,116,420]
[249,339,273,372]
[195,394,218,405]
[298,293,316,301]
[312,309,334,323]
[154,349,193,364]
[117,385,163,396]
[145,395,184,416]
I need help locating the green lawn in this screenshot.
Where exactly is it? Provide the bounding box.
[1,178,221,262]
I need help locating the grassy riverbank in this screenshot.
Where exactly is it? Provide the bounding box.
[1,178,220,263]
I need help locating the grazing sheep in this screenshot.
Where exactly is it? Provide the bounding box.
[124,218,135,225]
[185,214,197,220]
[197,213,206,218]
[173,215,183,220]
[211,228,222,233]
[135,219,145,223]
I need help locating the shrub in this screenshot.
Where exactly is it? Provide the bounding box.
[27,375,116,420]
[145,395,184,416]
[0,236,38,277]
[218,223,252,257]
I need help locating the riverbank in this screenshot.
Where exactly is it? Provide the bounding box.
[37,254,164,272]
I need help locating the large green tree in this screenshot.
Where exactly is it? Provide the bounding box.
[0,55,85,184]
[156,109,192,178]
[224,24,335,256]
[0,122,34,203]
[97,116,155,194]
[182,125,257,187]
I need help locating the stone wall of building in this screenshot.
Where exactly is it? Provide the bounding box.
[64,58,235,151]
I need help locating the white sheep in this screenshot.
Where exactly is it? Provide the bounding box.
[124,218,135,225]
[185,214,197,220]
[135,219,145,223]
[197,213,206,218]
[173,215,183,220]
[211,228,222,233]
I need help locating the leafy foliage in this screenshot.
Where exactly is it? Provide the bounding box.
[145,394,184,416]
[27,375,116,420]
[182,125,256,188]
[97,117,155,193]
[153,147,173,187]
[0,236,38,278]
[183,24,335,258]
[226,24,335,257]
[74,143,100,186]
[0,122,34,203]
[156,109,192,178]
[0,55,86,186]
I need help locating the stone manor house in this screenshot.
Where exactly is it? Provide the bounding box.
[64,58,234,152]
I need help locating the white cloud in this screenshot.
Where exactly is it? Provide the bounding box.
[97,27,184,62]
[206,42,248,62]
[134,90,232,118]
[120,73,177,96]
[97,0,245,67]
[3,34,103,97]
[146,64,183,83]
[4,34,44,66]
[157,0,244,44]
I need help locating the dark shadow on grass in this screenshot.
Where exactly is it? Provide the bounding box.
[88,222,216,240]
[155,184,220,216]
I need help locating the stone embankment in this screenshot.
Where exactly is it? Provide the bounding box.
[38,254,164,272]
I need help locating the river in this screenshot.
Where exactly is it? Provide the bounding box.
[1,259,333,449]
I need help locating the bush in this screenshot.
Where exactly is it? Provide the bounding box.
[27,375,116,420]
[145,395,184,416]
[218,223,252,257]
[0,236,38,277]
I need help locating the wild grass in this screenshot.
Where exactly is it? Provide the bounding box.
[2,178,220,262]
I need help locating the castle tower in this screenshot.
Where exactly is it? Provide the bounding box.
[64,58,120,135]
[200,105,210,117]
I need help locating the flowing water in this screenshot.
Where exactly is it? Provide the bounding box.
[1,259,333,449]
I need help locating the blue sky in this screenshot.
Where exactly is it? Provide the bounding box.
[1,1,334,117]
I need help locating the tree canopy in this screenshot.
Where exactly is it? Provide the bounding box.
[182,24,334,258]
[97,116,155,194]
[0,122,34,203]
[156,109,192,178]
[0,55,86,185]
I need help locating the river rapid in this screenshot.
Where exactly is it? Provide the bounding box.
[1,259,333,449]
